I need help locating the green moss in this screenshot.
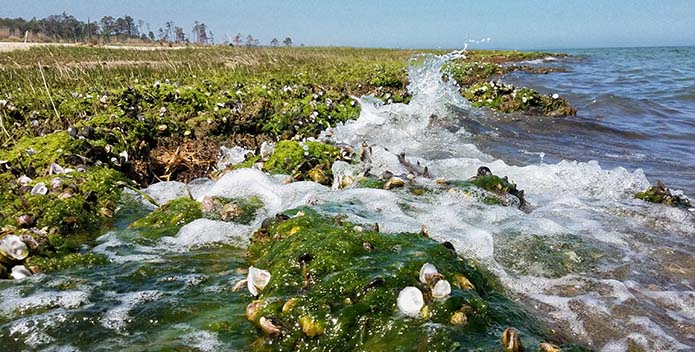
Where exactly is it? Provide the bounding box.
[447,174,526,208]
[241,208,583,351]
[35,196,100,234]
[462,82,576,116]
[26,252,108,272]
[635,181,692,208]
[355,177,387,189]
[130,197,203,238]
[0,131,83,174]
[202,196,264,225]
[444,61,503,86]
[263,140,341,185]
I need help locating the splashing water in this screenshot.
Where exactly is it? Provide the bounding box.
[2,50,694,351]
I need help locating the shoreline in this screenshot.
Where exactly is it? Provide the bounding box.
[2,44,690,350]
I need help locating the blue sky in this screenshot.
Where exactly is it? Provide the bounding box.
[4,0,695,49]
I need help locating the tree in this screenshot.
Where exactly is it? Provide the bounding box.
[233,33,242,46]
[157,27,166,41]
[270,37,279,47]
[85,17,98,40]
[114,17,127,40]
[246,34,255,47]
[283,36,292,47]
[165,21,174,41]
[192,21,208,44]
[99,16,115,41]
[124,15,136,38]
[174,26,186,43]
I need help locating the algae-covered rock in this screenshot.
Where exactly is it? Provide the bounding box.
[462,81,576,117]
[240,208,583,351]
[262,140,341,185]
[0,167,126,234]
[443,167,526,208]
[129,197,203,238]
[444,61,504,86]
[130,195,265,239]
[635,180,692,209]
[201,196,264,225]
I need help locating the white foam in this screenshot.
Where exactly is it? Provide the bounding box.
[8,311,69,348]
[162,219,251,250]
[39,345,81,352]
[0,288,89,319]
[180,329,224,352]
[218,146,251,170]
[101,290,162,332]
[142,181,190,205]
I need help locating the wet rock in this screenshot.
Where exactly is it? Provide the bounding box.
[443,167,526,208]
[130,197,203,238]
[201,196,263,225]
[262,140,341,185]
[241,208,581,351]
[462,81,576,117]
[635,180,691,208]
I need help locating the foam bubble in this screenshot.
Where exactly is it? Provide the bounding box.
[101,290,162,332]
[0,289,89,319]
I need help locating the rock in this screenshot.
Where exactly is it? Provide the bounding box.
[635,180,692,208]
[240,208,582,351]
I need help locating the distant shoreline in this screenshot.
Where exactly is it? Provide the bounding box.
[0,42,193,52]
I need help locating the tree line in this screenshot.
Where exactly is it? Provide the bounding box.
[0,12,294,47]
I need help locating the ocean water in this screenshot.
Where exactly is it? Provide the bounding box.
[1,48,694,351]
[487,47,695,196]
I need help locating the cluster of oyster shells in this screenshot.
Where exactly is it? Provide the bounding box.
[0,235,33,280]
[396,263,452,318]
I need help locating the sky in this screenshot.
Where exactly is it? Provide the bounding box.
[3,0,695,49]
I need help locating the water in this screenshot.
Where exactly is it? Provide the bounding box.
[2,48,694,351]
[486,47,695,196]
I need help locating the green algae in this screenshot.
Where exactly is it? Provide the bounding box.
[355,177,387,190]
[26,252,109,273]
[202,196,264,225]
[129,197,203,238]
[0,131,85,174]
[444,61,504,86]
[462,82,576,117]
[0,46,574,279]
[0,167,125,233]
[241,208,583,351]
[0,165,127,275]
[635,180,692,208]
[263,140,341,185]
[447,174,526,208]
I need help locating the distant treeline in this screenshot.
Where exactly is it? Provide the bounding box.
[0,12,294,47]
